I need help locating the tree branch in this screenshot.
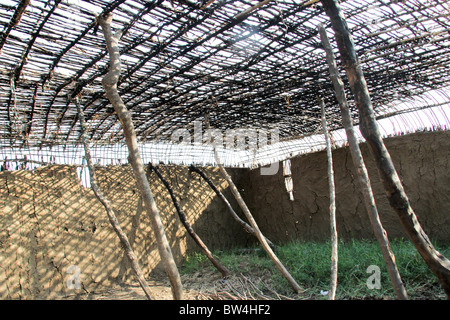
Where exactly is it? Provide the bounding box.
[213,149,302,294]
[98,12,183,300]
[321,0,450,298]
[189,165,277,251]
[76,97,154,300]
[318,23,408,300]
[319,98,338,300]
[150,164,230,278]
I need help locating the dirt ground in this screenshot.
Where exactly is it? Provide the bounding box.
[61,270,281,300]
[2,131,448,300]
[56,266,445,300]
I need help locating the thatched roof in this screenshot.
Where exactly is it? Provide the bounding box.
[1,0,449,149]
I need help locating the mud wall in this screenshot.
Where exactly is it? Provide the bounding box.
[0,165,250,299]
[238,130,450,244]
[0,130,448,299]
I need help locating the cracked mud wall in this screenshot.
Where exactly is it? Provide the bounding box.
[238,130,450,244]
[0,165,249,299]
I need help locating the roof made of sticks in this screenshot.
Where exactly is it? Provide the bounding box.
[1,0,449,149]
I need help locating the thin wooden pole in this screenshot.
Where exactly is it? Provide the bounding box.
[319,99,338,300]
[321,0,450,298]
[318,24,408,300]
[189,165,277,251]
[213,149,302,293]
[76,97,154,300]
[98,13,183,300]
[150,164,230,277]
[0,0,30,53]
[234,0,273,20]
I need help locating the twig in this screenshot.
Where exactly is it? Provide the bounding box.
[234,0,273,21]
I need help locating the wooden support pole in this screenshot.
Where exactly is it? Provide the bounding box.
[189,165,277,251]
[98,13,183,300]
[321,0,450,298]
[213,150,302,293]
[319,98,338,300]
[150,164,231,278]
[318,24,408,300]
[76,97,154,300]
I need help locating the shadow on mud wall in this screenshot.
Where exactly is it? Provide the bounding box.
[144,165,255,276]
[96,164,255,281]
[0,163,252,299]
[0,165,121,299]
[237,130,450,245]
[1,131,446,299]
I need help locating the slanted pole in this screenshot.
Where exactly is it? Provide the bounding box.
[150,164,230,278]
[319,99,338,300]
[98,12,183,300]
[318,24,408,300]
[321,0,450,297]
[189,165,277,251]
[76,97,154,300]
[214,150,302,293]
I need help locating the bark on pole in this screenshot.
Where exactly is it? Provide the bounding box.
[76,97,154,300]
[98,13,183,300]
[318,24,408,300]
[213,150,302,293]
[319,98,338,300]
[321,0,450,298]
[150,164,231,277]
[189,165,277,250]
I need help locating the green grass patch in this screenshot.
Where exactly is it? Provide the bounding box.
[181,239,449,299]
